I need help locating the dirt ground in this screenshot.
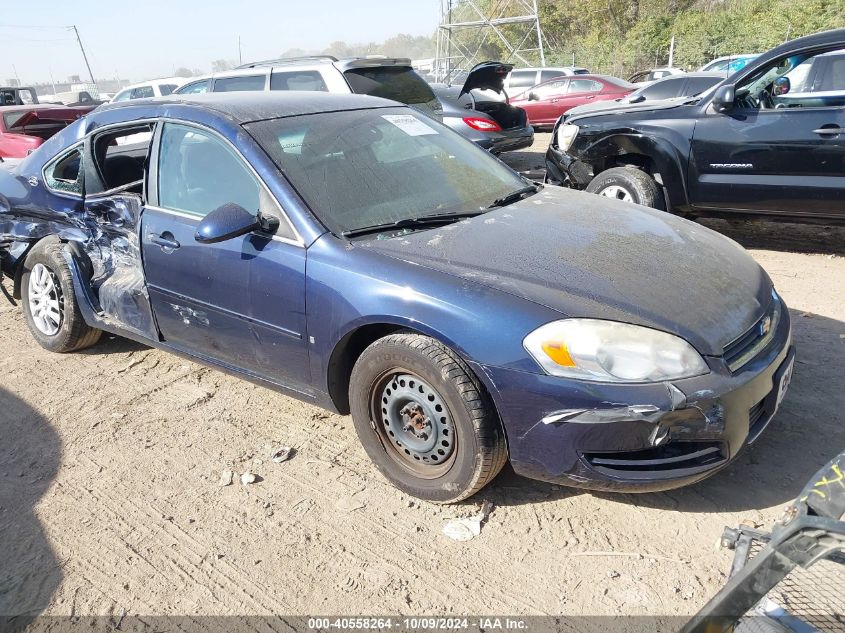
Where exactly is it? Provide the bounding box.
[1,133,844,622]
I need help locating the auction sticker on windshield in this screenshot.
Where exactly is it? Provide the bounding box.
[382,114,438,136]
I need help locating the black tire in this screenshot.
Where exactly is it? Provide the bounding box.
[585,167,666,210]
[349,333,507,503]
[21,240,101,353]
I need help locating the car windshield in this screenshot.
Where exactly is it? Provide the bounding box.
[245,107,529,236]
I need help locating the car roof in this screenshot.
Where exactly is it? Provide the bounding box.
[534,73,628,85]
[120,77,186,90]
[97,91,398,123]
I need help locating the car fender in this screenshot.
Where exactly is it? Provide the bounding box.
[305,235,563,413]
[581,129,691,210]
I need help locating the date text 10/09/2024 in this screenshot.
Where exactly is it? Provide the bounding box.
[307,618,529,630]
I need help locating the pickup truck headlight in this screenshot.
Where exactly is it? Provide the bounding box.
[556,124,579,151]
[523,319,708,383]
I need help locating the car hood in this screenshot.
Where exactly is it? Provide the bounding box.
[564,95,695,122]
[359,187,771,356]
[459,61,513,97]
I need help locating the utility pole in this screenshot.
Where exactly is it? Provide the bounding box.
[70,25,97,89]
[668,36,675,68]
[238,36,243,66]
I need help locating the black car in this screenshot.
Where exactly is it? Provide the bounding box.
[546,28,845,225]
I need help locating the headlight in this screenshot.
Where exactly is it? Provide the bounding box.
[523,319,708,383]
[557,124,579,151]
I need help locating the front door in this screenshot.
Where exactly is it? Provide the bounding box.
[522,79,569,126]
[141,122,310,391]
[689,47,845,219]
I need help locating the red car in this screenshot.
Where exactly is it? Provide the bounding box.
[0,105,87,162]
[509,75,635,128]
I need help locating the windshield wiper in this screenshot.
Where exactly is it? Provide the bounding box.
[487,184,541,209]
[342,211,482,238]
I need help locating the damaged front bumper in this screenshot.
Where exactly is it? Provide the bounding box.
[475,308,794,492]
[544,144,593,188]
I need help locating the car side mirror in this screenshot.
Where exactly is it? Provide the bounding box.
[628,94,645,104]
[712,84,735,113]
[528,92,539,101]
[773,76,790,96]
[195,203,279,244]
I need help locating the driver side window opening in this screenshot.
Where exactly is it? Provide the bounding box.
[157,122,295,240]
[735,47,845,110]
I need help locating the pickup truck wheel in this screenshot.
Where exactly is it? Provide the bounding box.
[21,241,101,353]
[586,167,665,210]
[349,333,507,503]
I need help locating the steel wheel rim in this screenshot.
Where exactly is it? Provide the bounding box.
[599,184,634,202]
[28,263,64,336]
[370,370,457,478]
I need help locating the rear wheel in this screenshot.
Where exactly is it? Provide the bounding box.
[21,240,101,353]
[349,333,507,503]
[586,167,665,210]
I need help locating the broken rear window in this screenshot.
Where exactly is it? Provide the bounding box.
[44,146,83,196]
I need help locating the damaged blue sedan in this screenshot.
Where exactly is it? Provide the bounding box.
[0,92,794,502]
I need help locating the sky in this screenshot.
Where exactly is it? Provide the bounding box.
[1,0,442,85]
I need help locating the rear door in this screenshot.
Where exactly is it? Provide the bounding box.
[689,48,845,218]
[141,121,311,390]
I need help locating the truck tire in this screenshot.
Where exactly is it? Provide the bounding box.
[349,332,507,503]
[21,240,101,353]
[586,167,666,210]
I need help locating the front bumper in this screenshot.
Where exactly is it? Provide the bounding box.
[545,144,593,188]
[474,307,794,493]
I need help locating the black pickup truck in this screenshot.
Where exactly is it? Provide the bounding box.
[546,28,845,225]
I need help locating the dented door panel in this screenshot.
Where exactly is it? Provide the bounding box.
[80,194,157,339]
[140,206,310,391]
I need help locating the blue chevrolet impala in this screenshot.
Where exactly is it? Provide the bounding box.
[0,92,794,502]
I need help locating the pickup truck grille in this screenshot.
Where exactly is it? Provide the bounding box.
[723,295,781,372]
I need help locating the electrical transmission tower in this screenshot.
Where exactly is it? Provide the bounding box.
[435,0,546,83]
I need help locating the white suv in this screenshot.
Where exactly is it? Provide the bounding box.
[175,56,443,119]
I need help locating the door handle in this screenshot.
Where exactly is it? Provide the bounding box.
[585,95,596,100]
[149,232,180,251]
[812,126,845,136]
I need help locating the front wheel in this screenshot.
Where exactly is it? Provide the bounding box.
[349,333,507,503]
[585,167,665,210]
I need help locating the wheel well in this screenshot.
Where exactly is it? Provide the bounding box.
[11,235,62,300]
[327,323,407,414]
[603,153,654,175]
